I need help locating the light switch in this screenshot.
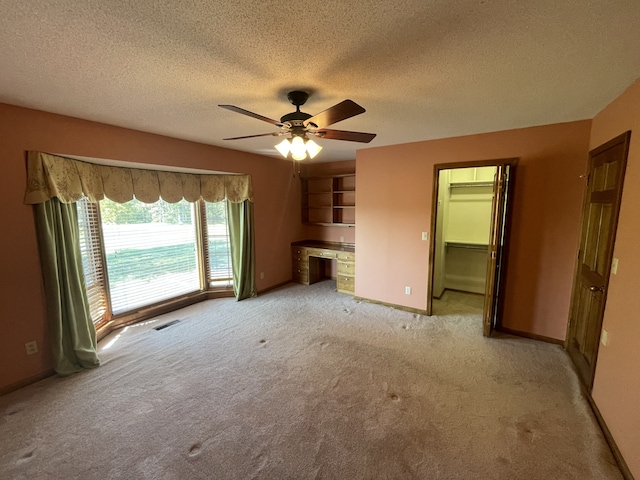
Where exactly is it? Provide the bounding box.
[601,328,609,346]
[422,232,429,241]
[611,258,618,275]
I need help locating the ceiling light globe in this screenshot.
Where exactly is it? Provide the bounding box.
[290,136,307,160]
[275,139,291,158]
[305,139,322,159]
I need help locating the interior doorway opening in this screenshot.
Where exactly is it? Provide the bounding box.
[432,166,497,313]
[427,159,517,336]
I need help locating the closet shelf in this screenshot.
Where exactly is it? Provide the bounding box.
[445,241,488,251]
[449,181,494,189]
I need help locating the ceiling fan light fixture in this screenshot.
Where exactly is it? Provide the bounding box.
[275,136,323,161]
[275,138,291,158]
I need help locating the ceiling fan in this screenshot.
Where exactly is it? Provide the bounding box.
[219,91,376,160]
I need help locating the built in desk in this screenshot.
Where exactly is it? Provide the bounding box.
[291,240,355,294]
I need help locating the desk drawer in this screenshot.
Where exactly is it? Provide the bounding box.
[337,275,355,293]
[337,252,355,262]
[337,261,355,276]
[307,248,336,259]
[292,257,308,269]
[292,247,308,257]
[292,255,308,264]
[293,266,309,284]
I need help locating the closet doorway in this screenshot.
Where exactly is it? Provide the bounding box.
[427,159,517,336]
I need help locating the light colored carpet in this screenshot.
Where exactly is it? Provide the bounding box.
[0,281,623,479]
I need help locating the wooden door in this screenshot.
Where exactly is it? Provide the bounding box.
[482,165,510,336]
[567,131,630,390]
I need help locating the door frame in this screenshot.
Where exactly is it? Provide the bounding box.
[566,131,631,390]
[426,158,518,332]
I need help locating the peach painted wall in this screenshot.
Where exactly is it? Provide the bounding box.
[356,120,592,340]
[0,103,302,392]
[590,78,640,478]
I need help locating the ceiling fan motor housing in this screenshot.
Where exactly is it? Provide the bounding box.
[281,111,312,125]
[281,91,316,132]
[287,90,309,107]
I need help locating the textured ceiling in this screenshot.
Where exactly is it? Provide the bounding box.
[1,0,640,162]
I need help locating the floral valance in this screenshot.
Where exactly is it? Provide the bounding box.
[24,151,253,205]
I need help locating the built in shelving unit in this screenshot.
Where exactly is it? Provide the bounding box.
[301,174,356,226]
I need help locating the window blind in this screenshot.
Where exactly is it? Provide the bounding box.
[204,201,233,287]
[99,198,200,314]
[77,198,108,326]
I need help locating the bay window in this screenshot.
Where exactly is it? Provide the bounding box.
[77,196,233,328]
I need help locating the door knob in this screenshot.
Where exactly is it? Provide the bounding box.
[588,285,603,293]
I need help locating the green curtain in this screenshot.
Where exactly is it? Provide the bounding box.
[34,198,100,375]
[226,199,257,300]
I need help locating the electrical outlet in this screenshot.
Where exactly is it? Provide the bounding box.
[422,232,429,241]
[405,286,411,295]
[25,341,38,355]
[260,272,265,280]
[340,236,345,243]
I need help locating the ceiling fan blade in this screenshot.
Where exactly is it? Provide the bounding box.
[223,132,282,140]
[219,105,282,126]
[304,100,366,129]
[313,129,376,143]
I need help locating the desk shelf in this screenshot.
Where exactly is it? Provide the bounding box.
[301,174,356,226]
